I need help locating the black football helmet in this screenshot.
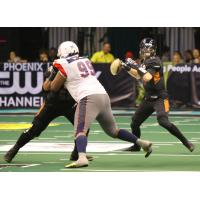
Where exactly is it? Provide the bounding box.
[139,38,157,59]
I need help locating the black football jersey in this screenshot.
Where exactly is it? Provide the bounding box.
[43,68,76,106]
[142,57,168,99]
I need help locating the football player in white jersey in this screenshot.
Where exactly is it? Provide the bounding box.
[47,41,153,168]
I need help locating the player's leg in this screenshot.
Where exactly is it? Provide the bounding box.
[97,94,153,158]
[63,105,78,160]
[64,105,92,161]
[65,96,99,168]
[4,103,58,162]
[127,99,154,151]
[155,98,195,152]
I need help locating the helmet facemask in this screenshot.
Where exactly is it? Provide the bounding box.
[139,38,157,60]
[140,46,155,60]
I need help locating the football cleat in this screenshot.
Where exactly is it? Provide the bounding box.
[4,147,19,163]
[186,142,195,152]
[65,158,89,168]
[136,139,153,158]
[70,150,93,161]
[122,145,141,152]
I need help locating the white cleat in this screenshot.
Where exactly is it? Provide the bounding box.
[65,153,89,168]
[136,139,153,158]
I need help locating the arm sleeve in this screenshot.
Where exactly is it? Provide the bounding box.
[53,60,67,77]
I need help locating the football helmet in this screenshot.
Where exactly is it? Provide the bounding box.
[57,41,79,58]
[139,38,157,59]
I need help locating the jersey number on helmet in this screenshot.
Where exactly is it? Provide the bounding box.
[77,61,95,78]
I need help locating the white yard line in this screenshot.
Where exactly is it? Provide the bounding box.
[0,152,199,157]
[60,169,199,172]
[0,163,40,169]
[0,140,199,144]
[38,138,57,140]
[90,153,200,157]
[60,158,70,161]
[21,164,40,168]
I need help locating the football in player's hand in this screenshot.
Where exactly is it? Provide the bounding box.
[110,59,122,75]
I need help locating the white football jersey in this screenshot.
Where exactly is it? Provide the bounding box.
[53,56,107,102]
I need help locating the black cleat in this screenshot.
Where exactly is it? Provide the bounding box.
[136,139,153,158]
[122,145,141,152]
[144,143,153,158]
[186,142,195,152]
[70,150,78,161]
[4,147,19,163]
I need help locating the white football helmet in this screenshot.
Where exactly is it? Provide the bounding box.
[57,41,79,58]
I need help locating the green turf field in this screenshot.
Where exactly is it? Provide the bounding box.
[0,114,200,172]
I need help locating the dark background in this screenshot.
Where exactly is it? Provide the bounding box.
[1,27,200,61]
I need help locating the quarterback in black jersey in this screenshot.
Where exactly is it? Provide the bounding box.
[4,65,91,163]
[111,38,194,152]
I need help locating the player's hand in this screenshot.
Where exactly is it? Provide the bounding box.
[110,59,123,75]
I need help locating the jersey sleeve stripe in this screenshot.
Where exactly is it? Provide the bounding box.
[53,63,67,77]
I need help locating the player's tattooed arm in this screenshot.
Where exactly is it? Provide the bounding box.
[50,72,66,92]
[110,58,140,79]
[46,72,66,106]
[43,79,51,91]
[125,58,153,82]
[127,68,141,80]
[110,58,152,82]
[127,68,152,82]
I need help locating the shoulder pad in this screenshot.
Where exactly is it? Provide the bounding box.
[144,57,161,68]
[66,56,79,63]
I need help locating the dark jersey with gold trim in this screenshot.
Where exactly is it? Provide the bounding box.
[142,57,168,99]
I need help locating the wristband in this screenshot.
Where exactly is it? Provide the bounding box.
[122,63,131,71]
[137,67,147,77]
